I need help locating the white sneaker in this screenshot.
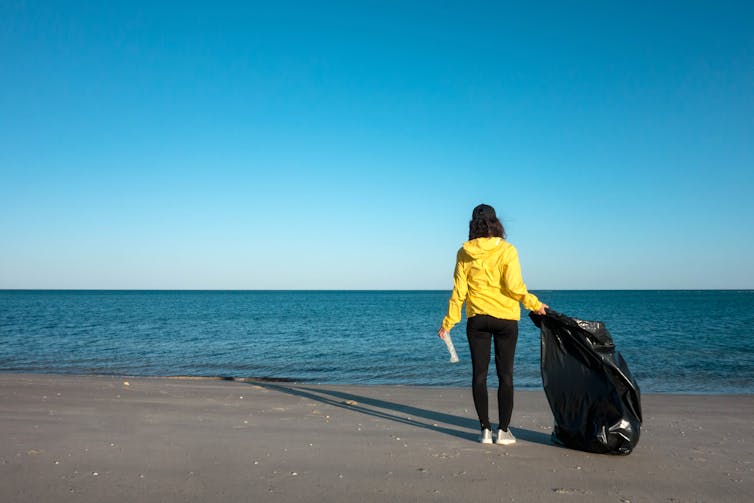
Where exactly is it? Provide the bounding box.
[496,428,516,445]
[480,428,493,444]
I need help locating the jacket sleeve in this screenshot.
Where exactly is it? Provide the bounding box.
[501,246,542,312]
[441,252,468,330]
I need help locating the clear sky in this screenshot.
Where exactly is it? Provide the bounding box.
[1,1,752,289]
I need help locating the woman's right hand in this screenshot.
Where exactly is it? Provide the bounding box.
[535,303,548,315]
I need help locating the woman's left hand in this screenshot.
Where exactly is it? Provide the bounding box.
[535,303,549,315]
[437,328,450,339]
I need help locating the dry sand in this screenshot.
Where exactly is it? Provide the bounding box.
[1,373,752,502]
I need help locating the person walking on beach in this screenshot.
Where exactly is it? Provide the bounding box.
[438,204,547,445]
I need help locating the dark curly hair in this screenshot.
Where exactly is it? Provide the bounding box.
[468,204,506,240]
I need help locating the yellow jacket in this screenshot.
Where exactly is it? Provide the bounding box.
[441,237,542,329]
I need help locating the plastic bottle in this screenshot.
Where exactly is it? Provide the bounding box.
[442,334,460,363]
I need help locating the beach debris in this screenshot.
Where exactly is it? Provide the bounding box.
[91,472,99,477]
[343,400,358,406]
[338,473,344,479]
[139,474,144,479]
[27,449,41,456]
[290,472,298,476]
[123,381,130,386]
[552,488,588,495]
[240,396,244,399]
[441,334,460,362]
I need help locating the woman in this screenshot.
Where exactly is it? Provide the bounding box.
[438,204,547,445]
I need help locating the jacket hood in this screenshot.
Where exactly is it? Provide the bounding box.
[462,237,506,259]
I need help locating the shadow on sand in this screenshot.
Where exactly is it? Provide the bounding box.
[249,381,553,446]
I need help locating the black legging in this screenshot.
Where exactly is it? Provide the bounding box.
[466,314,519,431]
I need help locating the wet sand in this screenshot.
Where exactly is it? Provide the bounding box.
[1,373,752,502]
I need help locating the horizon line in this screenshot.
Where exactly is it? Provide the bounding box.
[1,288,752,292]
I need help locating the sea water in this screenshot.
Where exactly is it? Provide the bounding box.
[1,290,752,393]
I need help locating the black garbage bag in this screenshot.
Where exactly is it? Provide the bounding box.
[529,309,642,455]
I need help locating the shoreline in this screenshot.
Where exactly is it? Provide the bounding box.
[1,373,752,502]
[2,371,753,395]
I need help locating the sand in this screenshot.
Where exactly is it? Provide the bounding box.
[0,373,752,502]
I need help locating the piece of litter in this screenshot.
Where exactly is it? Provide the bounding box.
[123,382,130,386]
[92,472,99,476]
[441,334,460,363]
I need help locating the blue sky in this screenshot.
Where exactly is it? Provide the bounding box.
[1,1,752,289]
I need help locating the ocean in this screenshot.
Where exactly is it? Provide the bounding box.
[1,290,752,393]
